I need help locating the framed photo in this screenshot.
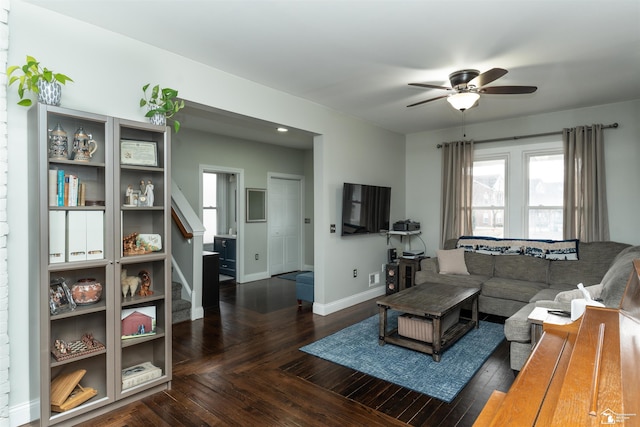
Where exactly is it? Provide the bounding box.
[246,188,267,222]
[120,140,158,167]
[121,306,157,339]
[49,278,76,315]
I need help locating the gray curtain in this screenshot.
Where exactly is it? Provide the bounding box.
[562,124,609,241]
[440,140,474,247]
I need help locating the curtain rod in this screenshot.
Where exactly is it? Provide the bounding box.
[436,122,619,148]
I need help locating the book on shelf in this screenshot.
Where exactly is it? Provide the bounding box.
[78,182,86,206]
[121,361,162,390]
[56,169,64,206]
[50,169,85,207]
[68,174,78,207]
[48,170,58,207]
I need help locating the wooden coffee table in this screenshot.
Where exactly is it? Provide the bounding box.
[377,283,481,361]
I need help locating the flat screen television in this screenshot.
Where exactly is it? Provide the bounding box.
[341,183,391,236]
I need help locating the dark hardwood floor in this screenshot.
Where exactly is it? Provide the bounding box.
[70,276,515,426]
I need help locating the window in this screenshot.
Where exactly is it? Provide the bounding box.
[472,142,563,239]
[472,158,506,238]
[202,172,217,243]
[526,152,563,240]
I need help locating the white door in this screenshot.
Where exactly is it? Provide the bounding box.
[269,177,301,275]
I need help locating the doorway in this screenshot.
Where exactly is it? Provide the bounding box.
[268,174,304,276]
[201,165,244,282]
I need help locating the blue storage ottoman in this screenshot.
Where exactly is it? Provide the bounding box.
[296,272,314,307]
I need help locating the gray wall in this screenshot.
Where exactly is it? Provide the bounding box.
[406,99,640,254]
[7,2,403,421]
[171,127,314,278]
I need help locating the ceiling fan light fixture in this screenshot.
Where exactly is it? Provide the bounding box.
[447,92,480,111]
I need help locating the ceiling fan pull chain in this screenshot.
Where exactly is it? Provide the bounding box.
[462,111,467,138]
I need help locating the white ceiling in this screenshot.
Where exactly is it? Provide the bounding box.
[27,0,640,148]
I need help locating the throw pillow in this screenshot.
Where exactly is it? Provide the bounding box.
[437,248,470,275]
[554,284,603,304]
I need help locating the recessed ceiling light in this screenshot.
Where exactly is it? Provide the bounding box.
[277,127,288,132]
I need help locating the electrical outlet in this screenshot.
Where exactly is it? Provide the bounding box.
[353,269,358,278]
[255,253,259,260]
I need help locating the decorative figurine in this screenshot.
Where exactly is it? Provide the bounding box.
[48,123,68,160]
[145,180,154,207]
[137,270,153,296]
[121,269,140,298]
[71,126,98,162]
[125,184,134,206]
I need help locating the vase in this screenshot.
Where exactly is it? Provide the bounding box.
[149,112,166,126]
[71,278,102,305]
[37,78,62,106]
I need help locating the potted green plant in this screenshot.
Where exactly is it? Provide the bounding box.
[7,55,73,107]
[140,84,185,133]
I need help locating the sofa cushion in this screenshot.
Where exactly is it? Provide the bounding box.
[493,254,549,283]
[554,284,603,304]
[599,245,640,307]
[504,302,536,342]
[530,288,563,303]
[482,277,547,303]
[479,295,527,318]
[437,248,469,275]
[415,274,489,289]
[464,252,495,276]
[548,241,630,287]
[415,258,486,287]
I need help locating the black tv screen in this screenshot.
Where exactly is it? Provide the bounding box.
[341,183,391,236]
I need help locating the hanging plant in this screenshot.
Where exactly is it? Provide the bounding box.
[139,84,185,133]
[7,55,73,107]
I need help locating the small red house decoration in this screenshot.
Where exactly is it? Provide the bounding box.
[121,310,154,337]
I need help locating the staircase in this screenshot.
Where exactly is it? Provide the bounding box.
[172,281,192,324]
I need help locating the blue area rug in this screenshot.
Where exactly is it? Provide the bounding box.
[300,312,505,403]
[278,271,311,281]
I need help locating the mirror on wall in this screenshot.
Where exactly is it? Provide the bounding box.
[246,188,267,222]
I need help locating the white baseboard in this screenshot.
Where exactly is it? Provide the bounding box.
[313,285,385,316]
[191,306,204,321]
[239,271,270,283]
[10,399,37,427]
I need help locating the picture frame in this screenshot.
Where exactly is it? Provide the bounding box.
[49,278,76,315]
[120,140,158,167]
[246,188,267,222]
[121,306,157,339]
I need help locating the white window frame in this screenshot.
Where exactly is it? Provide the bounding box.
[472,154,509,238]
[473,140,563,239]
[202,171,218,244]
[524,149,564,239]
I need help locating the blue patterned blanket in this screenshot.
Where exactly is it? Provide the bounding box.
[457,236,579,260]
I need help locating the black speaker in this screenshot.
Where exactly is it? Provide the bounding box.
[385,263,399,295]
[388,248,397,263]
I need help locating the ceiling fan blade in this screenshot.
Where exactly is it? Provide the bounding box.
[470,68,508,87]
[407,94,448,108]
[479,85,538,94]
[408,83,452,91]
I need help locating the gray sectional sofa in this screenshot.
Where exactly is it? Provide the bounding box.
[414,238,640,371]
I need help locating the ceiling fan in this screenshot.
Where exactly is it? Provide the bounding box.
[407,68,537,111]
